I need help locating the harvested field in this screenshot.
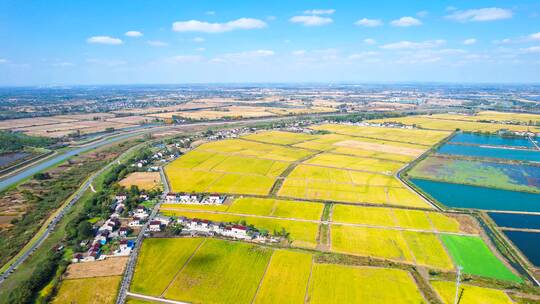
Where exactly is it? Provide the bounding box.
[64,257,128,279]
[119,172,162,190]
[304,153,403,174]
[307,264,426,304]
[333,140,425,157]
[52,275,122,304]
[242,130,315,146]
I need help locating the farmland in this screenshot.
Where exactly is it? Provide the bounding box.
[52,275,122,304]
[119,172,162,191]
[131,238,428,304]
[440,234,522,282]
[431,281,514,304]
[307,264,426,304]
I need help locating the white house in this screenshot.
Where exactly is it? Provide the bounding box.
[148,220,162,232]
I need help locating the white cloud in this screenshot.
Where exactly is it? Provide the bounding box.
[363,38,376,45]
[529,32,540,41]
[172,18,267,33]
[125,31,143,37]
[147,40,169,47]
[417,10,429,17]
[87,36,123,45]
[266,16,276,21]
[206,11,216,15]
[193,37,205,43]
[463,38,477,45]
[0,59,7,64]
[225,50,275,59]
[196,47,206,52]
[354,18,383,27]
[303,9,335,15]
[290,15,333,26]
[169,55,203,63]
[380,40,446,50]
[521,46,540,53]
[348,51,379,60]
[446,8,512,22]
[86,58,126,66]
[391,16,422,27]
[292,50,306,56]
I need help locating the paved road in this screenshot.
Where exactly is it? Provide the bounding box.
[116,167,168,304]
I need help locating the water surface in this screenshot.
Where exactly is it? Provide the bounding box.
[489,212,540,230]
[503,231,540,267]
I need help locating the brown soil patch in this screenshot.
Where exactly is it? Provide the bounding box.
[333,140,425,157]
[453,214,481,234]
[64,257,129,279]
[119,172,162,190]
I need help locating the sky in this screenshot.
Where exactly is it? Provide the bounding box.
[1,0,540,85]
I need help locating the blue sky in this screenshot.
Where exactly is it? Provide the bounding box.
[1,0,539,85]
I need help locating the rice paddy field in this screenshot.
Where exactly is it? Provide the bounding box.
[431,281,514,304]
[52,275,122,304]
[408,156,540,193]
[330,225,454,270]
[369,115,540,132]
[440,234,522,282]
[131,238,427,304]
[307,264,426,304]
[331,205,463,233]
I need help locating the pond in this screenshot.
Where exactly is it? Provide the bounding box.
[411,178,540,212]
[488,212,540,230]
[503,231,540,267]
[449,133,537,149]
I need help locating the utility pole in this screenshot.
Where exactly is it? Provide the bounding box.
[454,265,463,304]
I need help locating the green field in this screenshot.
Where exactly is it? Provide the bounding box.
[52,276,122,304]
[164,239,272,304]
[160,210,320,248]
[409,156,540,193]
[131,238,205,296]
[253,250,312,304]
[440,234,522,282]
[307,264,426,304]
[431,281,513,304]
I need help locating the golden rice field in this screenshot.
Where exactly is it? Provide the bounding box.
[369,115,540,132]
[307,264,426,304]
[427,111,540,125]
[431,281,513,304]
[253,250,313,304]
[160,210,320,248]
[331,205,463,233]
[278,165,429,208]
[52,276,122,304]
[311,123,450,146]
[330,225,454,270]
[303,153,404,174]
[131,238,426,304]
[242,130,316,146]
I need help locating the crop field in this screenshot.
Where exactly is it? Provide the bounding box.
[331,225,454,270]
[303,153,404,174]
[160,210,320,248]
[52,276,122,304]
[242,130,316,145]
[426,111,540,126]
[408,156,540,193]
[307,264,426,304]
[440,234,522,282]
[330,146,414,162]
[253,250,313,304]
[331,205,463,233]
[431,281,513,304]
[119,172,162,190]
[163,239,272,304]
[311,124,450,146]
[226,197,324,220]
[131,238,205,296]
[369,115,540,132]
[279,165,429,208]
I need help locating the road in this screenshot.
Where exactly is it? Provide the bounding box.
[0,147,131,283]
[116,167,168,304]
